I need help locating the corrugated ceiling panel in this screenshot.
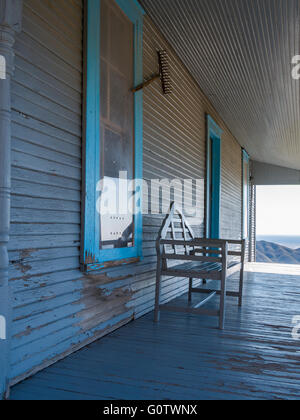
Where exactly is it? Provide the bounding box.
[140,0,300,170]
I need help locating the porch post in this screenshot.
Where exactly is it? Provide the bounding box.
[0,0,22,399]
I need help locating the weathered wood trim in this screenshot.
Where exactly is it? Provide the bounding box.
[0,0,23,400]
[83,257,140,272]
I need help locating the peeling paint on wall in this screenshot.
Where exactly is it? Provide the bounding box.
[76,273,134,331]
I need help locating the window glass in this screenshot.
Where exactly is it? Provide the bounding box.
[99,0,135,250]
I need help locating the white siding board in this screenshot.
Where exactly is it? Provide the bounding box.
[9,235,80,253]
[12,151,81,180]
[25,0,83,45]
[12,138,81,168]
[14,36,81,92]
[12,122,81,157]
[12,80,81,121]
[11,180,80,202]
[12,196,80,213]
[21,9,82,70]
[14,59,82,106]
[12,93,81,137]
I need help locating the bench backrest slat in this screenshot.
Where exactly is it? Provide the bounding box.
[157,203,245,267]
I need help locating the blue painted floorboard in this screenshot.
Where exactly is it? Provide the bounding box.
[10,265,300,400]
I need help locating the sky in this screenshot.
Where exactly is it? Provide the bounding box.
[256,186,300,236]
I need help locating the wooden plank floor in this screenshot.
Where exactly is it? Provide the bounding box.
[10,264,300,400]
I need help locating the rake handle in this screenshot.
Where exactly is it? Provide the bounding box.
[132,74,160,93]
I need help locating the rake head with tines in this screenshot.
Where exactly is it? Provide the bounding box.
[132,50,172,95]
[158,50,172,95]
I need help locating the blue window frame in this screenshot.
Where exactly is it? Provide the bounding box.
[206,115,222,239]
[82,0,145,271]
[242,149,250,239]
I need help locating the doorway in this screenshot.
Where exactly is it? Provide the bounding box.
[206,115,222,239]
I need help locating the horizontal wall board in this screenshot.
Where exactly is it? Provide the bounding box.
[10,269,84,296]
[14,35,82,93]
[11,181,81,202]
[9,247,80,268]
[25,0,83,45]
[12,138,81,168]
[12,93,81,138]
[10,257,81,281]
[12,151,81,180]
[11,208,80,224]
[14,59,82,107]
[12,112,81,147]
[11,196,80,212]
[12,167,81,191]
[8,235,80,253]
[12,81,81,123]
[10,223,80,237]
[12,120,81,158]
[22,9,82,71]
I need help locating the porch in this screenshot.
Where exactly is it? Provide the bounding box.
[10,263,300,400]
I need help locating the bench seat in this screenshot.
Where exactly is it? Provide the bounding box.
[162,261,241,280]
[155,203,246,329]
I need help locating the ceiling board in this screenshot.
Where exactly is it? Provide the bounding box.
[140,0,300,170]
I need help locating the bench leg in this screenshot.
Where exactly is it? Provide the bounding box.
[238,268,244,307]
[188,278,193,303]
[219,271,227,330]
[154,271,162,323]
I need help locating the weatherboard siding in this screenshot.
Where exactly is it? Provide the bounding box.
[8,1,243,384]
[9,0,84,383]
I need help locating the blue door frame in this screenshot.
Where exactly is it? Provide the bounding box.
[206,115,222,239]
[242,149,250,239]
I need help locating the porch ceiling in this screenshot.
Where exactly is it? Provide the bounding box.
[140,0,300,170]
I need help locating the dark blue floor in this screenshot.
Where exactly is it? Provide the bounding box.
[10,264,300,400]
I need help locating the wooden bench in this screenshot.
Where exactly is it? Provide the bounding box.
[155,203,246,329]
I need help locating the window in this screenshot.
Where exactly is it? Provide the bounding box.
[242,149,250,239]
[82,0,144,271]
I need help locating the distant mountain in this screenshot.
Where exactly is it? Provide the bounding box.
[257,241,300,265]
[256,235,300,250]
